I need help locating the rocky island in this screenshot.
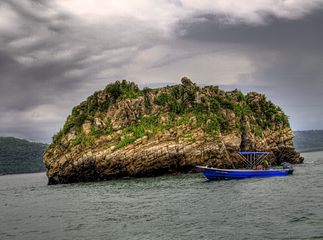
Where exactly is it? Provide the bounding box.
[44,77,303,184]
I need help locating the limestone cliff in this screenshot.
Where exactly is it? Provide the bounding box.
[44,77,303,184]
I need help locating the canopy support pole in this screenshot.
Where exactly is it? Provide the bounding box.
[238,152,271,169]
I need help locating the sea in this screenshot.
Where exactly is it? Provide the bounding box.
[0,151,322,240]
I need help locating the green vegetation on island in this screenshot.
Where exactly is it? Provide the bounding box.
[49,77,289,151]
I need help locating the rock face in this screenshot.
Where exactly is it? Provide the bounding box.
[44,78,303,184]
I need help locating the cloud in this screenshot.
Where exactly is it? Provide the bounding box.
[126,42,255,86]
[54,0,323,27]
[1,0,323,142]
[181,0,323,24]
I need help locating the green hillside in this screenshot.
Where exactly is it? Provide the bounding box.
[0,137,46,175]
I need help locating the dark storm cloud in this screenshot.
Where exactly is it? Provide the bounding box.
[176,9,323,76]
[174,10,323,130]
[1,0,323,142]
[177,10,323,50]
[0,1,161,141]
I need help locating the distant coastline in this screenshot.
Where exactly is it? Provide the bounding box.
[0,137,46,175]
[294,130,323,153]
[298,148,323,153]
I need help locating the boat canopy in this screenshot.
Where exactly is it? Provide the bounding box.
[239,152,270,155]
[238,152,271,168]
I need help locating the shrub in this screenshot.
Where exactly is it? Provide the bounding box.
[72,133,95,146]
[116,122,147,148]
[104,80,142,100]
[236,90,245,101]
[104,83,122,101]
[116,135,137,149]
[126,124,145,139]
[73,113,87,129]
[185,89,196,103]
[52,130,63,144]
[233,104,252,119]
[209,85,219,95]
[169,112,177,121]
[195,112,208,125]
[144,95,151,111]
[143,87,152,94]
[275,114,290,126]
[154,91,187,114]
[193,102,208,113]
[235,122,246,131]
[217,115,229,131]
[181,77,193,87]
[210,98,220,113]
[168,98,186,114]
[176,116,190,126]
[204,116,219,134]
[219,99,234,110]
[62,117,75,134]
[90,125,112,137]
[154,93,171,106]
[254,126,264,137]
[171,85,184,99]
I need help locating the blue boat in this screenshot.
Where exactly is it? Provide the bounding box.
[197,152,294,180]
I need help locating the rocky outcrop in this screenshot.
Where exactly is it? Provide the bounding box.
[44,78,303,184]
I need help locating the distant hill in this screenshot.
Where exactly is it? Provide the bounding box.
[0,137,47,175]
[294,130,323,153]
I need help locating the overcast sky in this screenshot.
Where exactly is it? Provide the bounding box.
[1,0,323,143]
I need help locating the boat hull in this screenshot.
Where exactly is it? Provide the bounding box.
[197,167,293,180]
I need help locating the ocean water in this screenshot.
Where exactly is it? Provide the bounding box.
[0,151,322,240]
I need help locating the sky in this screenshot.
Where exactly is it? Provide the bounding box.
[1,0,323,143]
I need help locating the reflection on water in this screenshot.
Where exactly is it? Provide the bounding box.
[0,151,323,240]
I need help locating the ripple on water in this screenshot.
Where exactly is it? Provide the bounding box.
[0,152,323,240]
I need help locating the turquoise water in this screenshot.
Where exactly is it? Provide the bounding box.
[1,151,323,240]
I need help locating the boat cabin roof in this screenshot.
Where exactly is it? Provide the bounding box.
[239,152,270,155]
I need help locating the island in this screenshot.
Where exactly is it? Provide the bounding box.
[44,77,303,184]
